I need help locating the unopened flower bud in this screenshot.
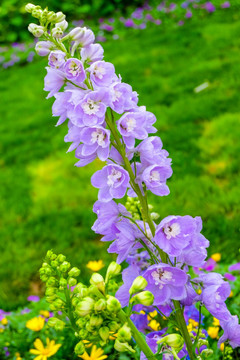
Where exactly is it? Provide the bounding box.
[201,349,213,357]
[35,41,55,56]
[109,321,121,332]
[45,287,57,296]
[74,341,85,355]
[114,339,135,353]
[52,27,63,38]
[46,277,57,287]
[48,317,65,331]
[28,24,45,37]
[32,8,43,19]
[59,261,71,272]
[72,297,80,307]
[157,334,184,350]
[67,27,95,46]
[76,297,95,316]
[105,262,121,283]
[56,20,68,31]
[90,314,103,327]
[99,326,109,342]
[76,318,87,328]
[151,212,160,221]
[94,299,106,311]
[46,11,57,22]
[68,267,80,277]
[57,254,66,263]
[198,339,209,347]
[55,12,66,23]
[51,260,58,268]
[117,323,132,342]
[59,277,67,288]
[68,277,77,287]
[129,276,148,295]
[90,273,105,293]
[52,298,64,309]
[130,291,154,306]
[79,328,89,338]
[25,3,36,12]
[106,295,121,313]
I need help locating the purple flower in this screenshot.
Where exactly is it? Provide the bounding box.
[64,58,86,83]
[79,126,110,161]
[218,315,240,349]
[81,44,104,64]
[89,61,115,87]
[221,1,230,8]
[185,10,192,18]
[35,41,56,56]
[74,89,109,127]
[52,91,72,126]
[141,164,172,196]
[110,82,138,114]
[44,67,65,98]
[136,136,171,167]
[68,27,95,47]
[143,264,188,304]
[48,50,66,69]
[91,164,130,202]
[224,273,236,282]
[205,2,215,12]
[75,144,97,167]
[27,295,40,302]
[21,308,31,314]
[117,110,156,148]
[27,51,35,63]
[229,262,240,272]
[115,264,140,306]
[125,19,135,28]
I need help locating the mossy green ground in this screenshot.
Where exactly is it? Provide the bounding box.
[1,9,240,309]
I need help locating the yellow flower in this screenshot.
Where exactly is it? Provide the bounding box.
[86,260,104,272]
[40,310,50,318]
[109,332,117,340]
[30,338,61,360]
[213,318,220,327]
[147,310,158,320]
[26,317,45,331]
[211,253,221,262]
[189,319,199,328]
[220,343,225,351]
[83,340,92,348]
[1,318,8,325]
[15,353,22,360]
[197,289,202,295]
[229,290,233,298]
[79,345,107,360]
[207,326,219,339]
[148,319,161,331]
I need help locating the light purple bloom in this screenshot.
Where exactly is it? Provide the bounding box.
[44,67,65,98]
[110,82,138,114]
[68,27,95,46]
[224,273,236,282]
[141,164,172,196]
[125,19,135,28]
[80,126,110,161]
[64,58,86,83]
[91,164,130,202]
[136,136,171,167]
[52,91,72,126]
[218,315,240,349]
[75,144,97,167]
[221,1,230,8]
[27,295,40,302]
[35,41,56,56]
[81,44,104,64]
[48,50,66,69]
[229,262,240,272]
[115,264,140,306]
[64,122,82,152]
[143,264,188,304]
[89,61,115,87]
[205,1,215,12]
[186,10,192,18]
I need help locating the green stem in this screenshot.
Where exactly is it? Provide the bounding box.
[64,288,78,333]
[118,310,157,360]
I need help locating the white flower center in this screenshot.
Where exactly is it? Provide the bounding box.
[163,223,181,240]
[149,170,160,182]
[82,99,100,115]
[107,169,122,187]
[93,65,106,79]
[151,269,173,289]
[126,117,136,132]
[91,129,106,146]
[69,60,82,76]
[215,292,221,302]
[112,89,121,102]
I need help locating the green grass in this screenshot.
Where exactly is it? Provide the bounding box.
[1,9,240,309]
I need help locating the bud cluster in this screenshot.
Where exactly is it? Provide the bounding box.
[129,276,154,306]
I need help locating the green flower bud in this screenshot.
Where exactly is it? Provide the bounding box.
[52,27,63,39]
[157,334,184,350]
[45,287,57,296]
[129,276,148,295]
[46,294,57,303]
[105,262,121,283]
[55,11,66,22]
[130,291,154,306]
[94,299,106,311]
[90,273,105,293]
[90,315,103,327]
[25,3,36,12]
[79,328,89,338]
[151,212,160,221]
[68,277,77,287]
[99,326,109,342]
[198,339,209,347]
[46,11,57,22]
[74,341,85,356]
[72,297,80,307]
[40,274,48,282]
[48,317,65,331]
[117,323,132,342]
[76,318,87,328]
[46,277,57,287]
[42,262,49,268]
[44,267,52,276]
[75,297,95,317]
[57,254,66,263]
[114,339,135,353]
[52,298,64,309]
[68,267,81,277]
[109,321,121,332]
[46,250,54,259]
[51,260,58,268]
[59,277,68,288]
[59,261,71,273]
[106,295,121,313]
[200,349,213,357]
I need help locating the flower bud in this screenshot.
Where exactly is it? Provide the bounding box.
[45,287,57,296]
[67,27,95,46]
[201,349,214,357]
[35,41,55,56]
[68,267,81,277]
[28,24,45,38]
[59,261,71,272]
[56,20,68,31]
[76,318,87,328]
[151,212,160,221]
[57,254,66,263]
[90,315,103,327]
[40,274,49,282]
[68,277,77,287]
[48,317,65,331]
[51,260,58,268]
[46,277,57,287]
[74,341,85,355]
[90,273,105,293]
[32,8,43,19]
[52,298,64,309]
[55,12,66,23]
[52,27,63,39]
[94,299,106,311]
[105,262,121,283]
[130,291,154,306]
[72,297,80,307]
[25,3,36,12]
[59,277,67,288]
[99,326,109,342]
[157,334,184,350]
[117,323,132,342]
[114,339,135,353]
[109,321,121,332]
[106,295,121,313]
[129,276,148,295]
[79,328,89,338]
[75,297,95,317]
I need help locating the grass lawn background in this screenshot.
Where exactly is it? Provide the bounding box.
[1,8,240,309]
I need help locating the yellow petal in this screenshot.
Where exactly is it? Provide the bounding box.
[79,352,91,360]
[29,349,41,355]
[34,356,43,360]
[34,339,44,351]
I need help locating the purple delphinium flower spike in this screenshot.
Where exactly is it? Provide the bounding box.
[64,58,86,83]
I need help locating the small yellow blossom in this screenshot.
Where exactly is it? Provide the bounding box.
[197,289,202,295]
[1,318,8,326]
[139,310,146,315]
[148,319,161,331]
[220,343,225,351]
[26,316,45,331]
[40,310,50,318]
[83,340,93,348]
[229,290,233,298]
[213,318,220,327]
[211,253,221,262]
[30,338,61,360]
[86,260,104,272]
[207,326,219,339]
[79,345,107,360]
[189,319,199,328]
[187,323,193,332]
[109,332,117,340]
[15,353,22,360]
[147,310,158,319]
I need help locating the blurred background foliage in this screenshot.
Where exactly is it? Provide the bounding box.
[1,1,240,309]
